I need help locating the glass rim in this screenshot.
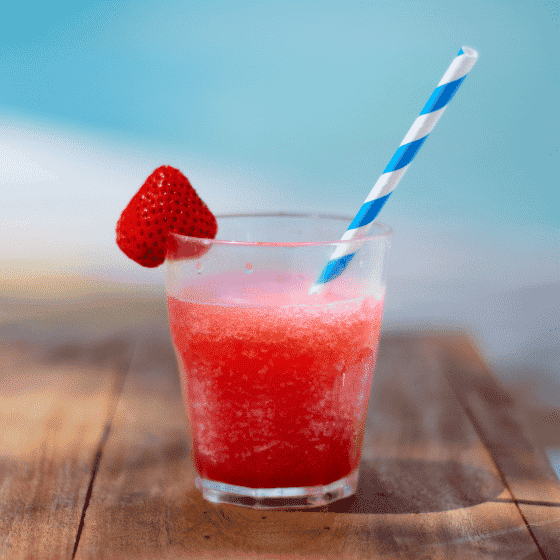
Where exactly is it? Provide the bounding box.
[169,212,392,248]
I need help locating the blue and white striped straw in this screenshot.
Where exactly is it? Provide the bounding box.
[310,46,478,294]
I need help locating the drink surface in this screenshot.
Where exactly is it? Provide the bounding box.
[167,271,384,488]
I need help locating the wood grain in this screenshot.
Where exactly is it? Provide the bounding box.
[75,334,543,559]
[0,343,129,560]
[0,268,161,560]
[442,335,560,560]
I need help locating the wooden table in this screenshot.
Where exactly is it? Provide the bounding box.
[1,280,559,559]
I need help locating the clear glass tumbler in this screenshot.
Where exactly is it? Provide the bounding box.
[165,213,391,509]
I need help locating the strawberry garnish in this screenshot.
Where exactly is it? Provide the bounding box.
[116,166,217,267]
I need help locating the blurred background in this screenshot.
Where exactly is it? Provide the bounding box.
[0,1,558,402]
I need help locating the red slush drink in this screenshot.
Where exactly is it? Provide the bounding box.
[168,270,384,491]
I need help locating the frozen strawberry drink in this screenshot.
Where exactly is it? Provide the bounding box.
[165,213,391,508]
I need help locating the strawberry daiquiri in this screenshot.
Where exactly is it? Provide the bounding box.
[167,271,384,491]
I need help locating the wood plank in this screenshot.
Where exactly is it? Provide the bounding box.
[442,335,560,559]
[76,333,542,559]
[0,265,168,558]
[0,342,126,560]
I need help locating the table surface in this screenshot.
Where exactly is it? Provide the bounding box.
[1,279,560,560]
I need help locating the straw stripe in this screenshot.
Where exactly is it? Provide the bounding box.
[401,107,446,146]
[310,47,478,293]
[364,165,409,201]
[420,76,465,114]
[384,136,428,173]
[316,254,355,284]
[348,194,391,230]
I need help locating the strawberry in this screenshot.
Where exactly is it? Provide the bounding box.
[116,165,217,267]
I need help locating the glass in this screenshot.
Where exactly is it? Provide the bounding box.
[165,213,391,509]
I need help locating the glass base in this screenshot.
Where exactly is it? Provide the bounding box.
[196,469,359,509]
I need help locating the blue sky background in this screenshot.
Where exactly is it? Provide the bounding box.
[1,1,559,397]
[1,0,558,230]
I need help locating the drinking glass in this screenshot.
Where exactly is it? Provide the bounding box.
[166,213,391,509]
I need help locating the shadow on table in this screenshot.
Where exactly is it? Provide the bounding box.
[326,457,504,514]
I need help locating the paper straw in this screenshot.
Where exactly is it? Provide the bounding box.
[310,46,478,294]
